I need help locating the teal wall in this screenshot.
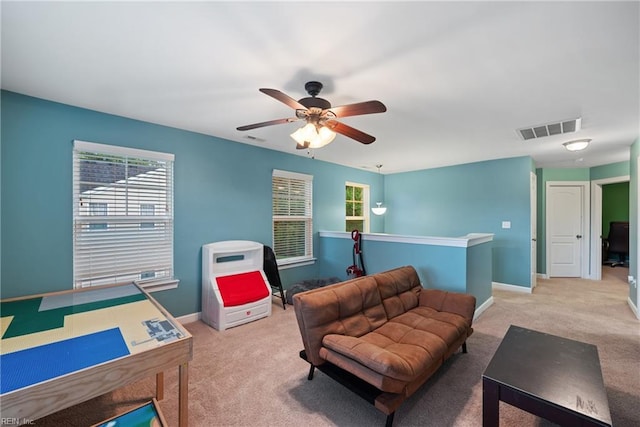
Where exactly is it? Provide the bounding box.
[538,168,590,182]
[591,161,630,181]
[0,91,385,316]
[318,235,494,307]
[319,237,466,290]
[466,243,493,308]
[383,156,533,288]
[630,138,639,308]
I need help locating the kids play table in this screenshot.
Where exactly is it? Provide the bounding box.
[1,283,192,426]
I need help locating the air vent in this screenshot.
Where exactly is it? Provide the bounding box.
[244,135,266,143]
[517,117,582,140]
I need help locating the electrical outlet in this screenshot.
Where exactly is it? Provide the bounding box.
[629,276,637,288]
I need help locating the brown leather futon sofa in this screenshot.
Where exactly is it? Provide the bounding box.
[293,265,476,426]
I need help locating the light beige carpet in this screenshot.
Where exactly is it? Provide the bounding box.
[38,268,640,426]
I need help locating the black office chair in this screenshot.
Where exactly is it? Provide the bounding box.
[602,221,629,268]
[263,245,286,309]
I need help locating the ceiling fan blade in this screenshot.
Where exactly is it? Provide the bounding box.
[325,120,376,144]
[236,117,298,131]
[329,100,387,118]
[259,88,308,110]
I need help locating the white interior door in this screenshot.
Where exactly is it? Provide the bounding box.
[547,185,583,277]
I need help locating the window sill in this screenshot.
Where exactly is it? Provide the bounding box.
[135,278,180,293]
[277,258,316,270]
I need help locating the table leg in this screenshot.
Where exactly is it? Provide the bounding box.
[156,372,164,401]
[178,362,189,427]
[483,377,499,427]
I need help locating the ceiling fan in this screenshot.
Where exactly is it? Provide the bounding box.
[237,81,387,149]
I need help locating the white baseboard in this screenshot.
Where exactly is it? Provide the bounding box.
[537,273,549,279]
[627,298,640,320]
[492,281,532,294]
[177,312,201,325]
[474,296,494,320]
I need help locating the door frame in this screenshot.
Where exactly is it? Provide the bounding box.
[531,172,537,288]
[589,175,630,280]
[545,181,590,278]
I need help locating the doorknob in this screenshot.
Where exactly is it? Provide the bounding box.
[576,234,582,239]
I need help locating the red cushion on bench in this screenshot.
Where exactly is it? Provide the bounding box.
[216,271,269,307]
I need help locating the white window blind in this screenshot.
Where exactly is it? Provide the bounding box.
[73,140,175,288]
[272,169,313,265]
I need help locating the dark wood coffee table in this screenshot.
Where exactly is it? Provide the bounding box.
[482,325,611,426]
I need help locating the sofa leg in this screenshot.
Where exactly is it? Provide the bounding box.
[462,342,468,354]
[307,365,316,380]
[385,412,395,427]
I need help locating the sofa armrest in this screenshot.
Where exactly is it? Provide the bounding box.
[293,275,388,367]
[419,289,476,326]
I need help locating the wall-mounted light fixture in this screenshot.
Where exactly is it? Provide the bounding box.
[371,164,387,215]
[563,138,591,152]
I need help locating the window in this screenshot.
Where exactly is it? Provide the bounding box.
[272,169,313,266]
[89,202,107,230]
[140,203,156,229]
[73,140,175,290]
[346,182,370,232]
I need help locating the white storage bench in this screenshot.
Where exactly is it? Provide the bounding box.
[201,240,272,331]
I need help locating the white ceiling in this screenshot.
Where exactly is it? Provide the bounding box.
[2,1,638,174]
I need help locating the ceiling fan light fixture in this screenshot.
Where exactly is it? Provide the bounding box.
[238,82,386,146]
[563,138,591,152]
[290,123,336,148]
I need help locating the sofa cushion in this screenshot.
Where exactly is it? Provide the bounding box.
[293,275,388,366]
[419,289,475,327]
[374,266,422,319]
[389,307,470,348]
[322,320,448,382]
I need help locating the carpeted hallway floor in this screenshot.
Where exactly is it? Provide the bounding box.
[38,268,640,426]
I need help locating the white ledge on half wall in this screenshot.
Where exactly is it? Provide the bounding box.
[319,231,494,248]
